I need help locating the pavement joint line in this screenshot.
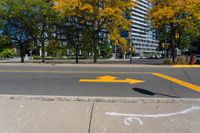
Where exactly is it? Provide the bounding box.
[88,102,95,133]
[152,73,200,93]
[0,95,200,103]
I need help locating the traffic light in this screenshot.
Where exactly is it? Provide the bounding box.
[161,43,170,49]
[161,43,165,48]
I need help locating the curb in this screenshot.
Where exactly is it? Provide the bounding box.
[1,63,200,68]
[0,95,200,104]
[0,63,172,68]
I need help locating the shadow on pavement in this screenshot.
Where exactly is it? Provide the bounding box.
[132,88,179,98]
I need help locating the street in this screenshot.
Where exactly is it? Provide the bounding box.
[1,0,200,132]
[0,64,199,98]
[0,64,200,133]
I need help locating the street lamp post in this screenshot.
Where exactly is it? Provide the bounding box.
[114,43,117,59]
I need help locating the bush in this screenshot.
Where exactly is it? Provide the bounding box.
[0,48,15,59]
[32,56,42,60]
[164,59,174,64]
[32,56,57,60]
[46,39,61,58]
[176,55,187,64]
[100,42,112,58]
[164,55,187,65]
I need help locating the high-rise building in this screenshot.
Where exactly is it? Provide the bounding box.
[129,0,159,57]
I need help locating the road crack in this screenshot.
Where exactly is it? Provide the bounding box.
[181,68,193,83]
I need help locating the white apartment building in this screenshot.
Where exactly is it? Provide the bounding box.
[130,0,159,57]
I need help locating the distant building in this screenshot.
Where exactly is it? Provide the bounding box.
[128,0,159,57]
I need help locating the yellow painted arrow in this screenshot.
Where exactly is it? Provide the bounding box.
[79,75,145,84]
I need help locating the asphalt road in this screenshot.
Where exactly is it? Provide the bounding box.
[0,64,200,98]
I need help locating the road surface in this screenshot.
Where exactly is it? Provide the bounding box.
[0,64,199,98]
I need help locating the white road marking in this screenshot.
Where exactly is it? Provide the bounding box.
[106,106,200,125]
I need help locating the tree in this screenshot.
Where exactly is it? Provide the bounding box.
[0,0,59,63]
[0,35,12,52]
[81,29,93,57]
[60,17,86,63]
[34,0,59,62]
[0,0,40,62]
[149,0,200,62]
[0,48,15,59]
[46,38,61,58]
[186,23,200,54]
[54,0,134,63]
[99,40,112,58]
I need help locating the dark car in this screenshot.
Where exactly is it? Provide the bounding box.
[195,54,200,64]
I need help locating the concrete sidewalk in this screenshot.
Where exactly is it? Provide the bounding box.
[0,95,200,133]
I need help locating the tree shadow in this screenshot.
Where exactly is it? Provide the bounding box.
[132,88,179,98]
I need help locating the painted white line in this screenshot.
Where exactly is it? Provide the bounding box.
[106,106,200,125]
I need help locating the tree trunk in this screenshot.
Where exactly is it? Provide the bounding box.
[171,25,176,62]
[75,48,79,64]
[93,47,97,63]
[41,41,45,63]
[19,43,24,63]
[171,39,175,62]
[93,36,97,63]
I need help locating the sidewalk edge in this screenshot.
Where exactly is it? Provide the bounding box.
[0,95,200,103]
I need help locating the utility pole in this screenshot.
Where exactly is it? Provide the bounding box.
[114,43,117,59]
[164,25,168,61]
[164,37,167,61]
[129,30,132,64]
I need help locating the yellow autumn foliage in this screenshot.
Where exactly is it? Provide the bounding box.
[150,0,200,62]
[150,0,200,29]
[53,0,134,46]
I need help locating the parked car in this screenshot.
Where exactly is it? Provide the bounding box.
[148,54,162,59]
[195,54,200,64]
